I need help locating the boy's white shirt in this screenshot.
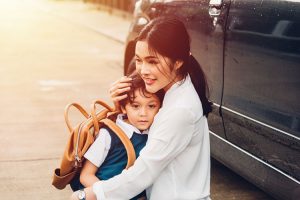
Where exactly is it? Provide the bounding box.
[92,75,211,200]
[84,114,148,167]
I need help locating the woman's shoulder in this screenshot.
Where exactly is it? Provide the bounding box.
[165,88,202,115]
[160,77,203,120]
[155,105,197,129]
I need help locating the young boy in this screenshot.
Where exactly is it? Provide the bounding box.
[77,72,164,200]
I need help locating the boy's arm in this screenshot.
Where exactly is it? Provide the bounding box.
[80,160,100,187]
[81,128,111,187]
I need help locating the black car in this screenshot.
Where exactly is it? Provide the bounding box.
[123,0,300,199]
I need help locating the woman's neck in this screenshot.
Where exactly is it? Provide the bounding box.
[163,74,184,92]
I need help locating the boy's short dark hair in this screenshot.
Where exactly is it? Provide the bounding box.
[119,71,164,107]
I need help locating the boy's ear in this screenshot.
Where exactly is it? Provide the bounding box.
[120,106,126,114]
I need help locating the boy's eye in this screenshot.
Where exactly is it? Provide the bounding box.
[131,104,140,108]
[149,104,157,109]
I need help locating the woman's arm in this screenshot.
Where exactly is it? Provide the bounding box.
[75,108,195,200]
[80,160,100,187]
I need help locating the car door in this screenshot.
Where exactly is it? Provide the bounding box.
[185,0,230,140]
[156,0,231,138]
[222,0,300,199]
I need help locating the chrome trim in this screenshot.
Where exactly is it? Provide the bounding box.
[213,102,221,107]
[210,130,300,184]
[213,102,300,141]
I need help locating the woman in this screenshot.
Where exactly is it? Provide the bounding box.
[71,16,212,200]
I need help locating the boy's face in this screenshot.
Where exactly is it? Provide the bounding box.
[121,89,161,131]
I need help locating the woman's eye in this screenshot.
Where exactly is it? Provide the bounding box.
[149,60,158,65]
[135,58,142,63]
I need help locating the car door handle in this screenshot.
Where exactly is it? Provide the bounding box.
[209,0,223,17]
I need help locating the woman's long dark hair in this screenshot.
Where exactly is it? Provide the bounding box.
[136,17,212,117]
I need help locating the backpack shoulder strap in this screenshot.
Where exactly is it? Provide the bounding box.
[100,118,136,169]
[91,100,114,135]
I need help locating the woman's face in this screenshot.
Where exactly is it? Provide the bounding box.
[135,41,180,93]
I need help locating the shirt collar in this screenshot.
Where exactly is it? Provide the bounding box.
[162,74,192,107]
[116,114,149,138]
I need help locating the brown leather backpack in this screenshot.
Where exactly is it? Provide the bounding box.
[52,99,136,190]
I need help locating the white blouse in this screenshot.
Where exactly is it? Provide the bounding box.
[93,75,211,200]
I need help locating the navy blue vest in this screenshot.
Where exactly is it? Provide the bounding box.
[96,128,147,180]
[71,127,148,200]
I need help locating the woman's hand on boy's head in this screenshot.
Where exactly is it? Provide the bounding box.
[109,76,132,108]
